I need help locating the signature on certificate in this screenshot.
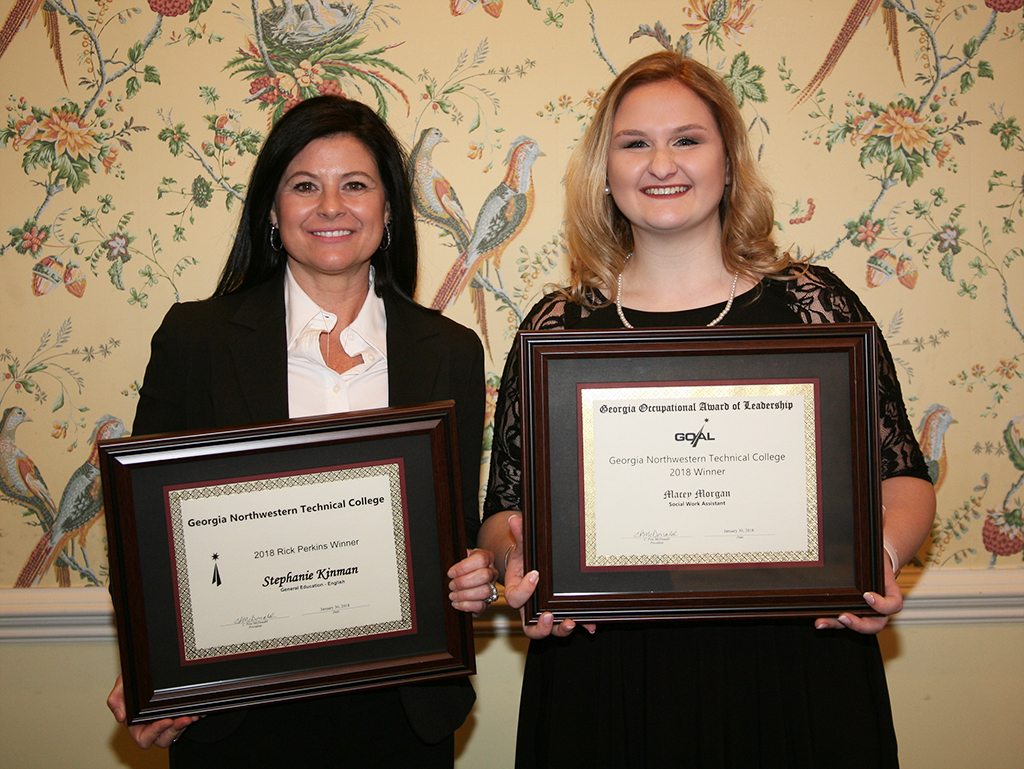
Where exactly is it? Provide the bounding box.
[631,530,679,545]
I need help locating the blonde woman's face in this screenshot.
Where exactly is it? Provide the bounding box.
[606,80,729,244]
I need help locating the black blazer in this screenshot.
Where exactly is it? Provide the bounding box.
[133,273,484,745]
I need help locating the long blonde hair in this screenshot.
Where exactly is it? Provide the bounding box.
[564,51,792,305]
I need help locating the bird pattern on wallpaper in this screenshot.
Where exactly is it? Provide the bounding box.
[420,135,544,354]
[0,0,67,87]
[794,0,903,106]
[0,406,71,585]
[917,403,956,492]
[15,415,126,588]
[409,127,474,254]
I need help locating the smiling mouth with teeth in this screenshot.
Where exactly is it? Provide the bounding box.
[312,229,355,237]
[643,186,691,196]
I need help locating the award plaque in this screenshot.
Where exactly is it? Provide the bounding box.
[101,402,474,724]
[519,324,884,622]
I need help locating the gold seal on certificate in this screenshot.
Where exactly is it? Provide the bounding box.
[581,383,820,569]
[170,461,412,662]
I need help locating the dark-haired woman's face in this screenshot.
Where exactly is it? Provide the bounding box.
[607,80,729,245]
[270,133,389,288]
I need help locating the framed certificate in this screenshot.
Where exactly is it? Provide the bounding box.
[519,324,884,622]
[101,402,474,724]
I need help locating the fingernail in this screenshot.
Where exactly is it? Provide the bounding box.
[527,571,539,584]
[838,614,852,627]
[863,592,876,605]
[563,621,575,633]
[815,622,828,630]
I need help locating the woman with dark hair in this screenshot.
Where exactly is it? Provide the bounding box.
[106,96,494,767]
[212,95,420,300]
[451,52,935,767]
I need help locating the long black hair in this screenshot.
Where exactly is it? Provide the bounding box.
[213,96,417,299]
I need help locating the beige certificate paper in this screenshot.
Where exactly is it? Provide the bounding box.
[580,383,820,568]
[167,461,412,662]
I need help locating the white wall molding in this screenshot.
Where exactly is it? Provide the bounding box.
[2,568,1021,642]
[0,587,115,642]
[888,567,1024,625]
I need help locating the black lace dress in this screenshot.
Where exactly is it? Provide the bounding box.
[484,266,930,769]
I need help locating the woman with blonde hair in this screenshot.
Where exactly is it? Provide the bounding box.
[563,50,784,301]
[448,51,935,767]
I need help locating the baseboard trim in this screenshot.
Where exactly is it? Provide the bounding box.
[2,568,1021,642]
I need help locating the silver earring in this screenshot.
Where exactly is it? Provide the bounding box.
[269,223,283,251]
[604,185,611,195]
[379,222,391,251]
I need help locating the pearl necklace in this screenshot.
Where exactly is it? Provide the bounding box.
[615,254,739,329]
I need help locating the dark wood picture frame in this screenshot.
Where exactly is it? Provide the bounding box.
[519,324,884,622]
[101,402,474,724]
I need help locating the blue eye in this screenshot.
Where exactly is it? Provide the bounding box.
[675,137,697,147]
[623,139,648,149]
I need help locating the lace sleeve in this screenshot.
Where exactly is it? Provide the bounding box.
[482,293,580,518]
[777,266,931,482]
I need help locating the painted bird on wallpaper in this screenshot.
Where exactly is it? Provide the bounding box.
[15,415,126,588]
[430,135,543,312]
[0,0,67,87]
[450,0,504,18]
[0,406,70,585]
[409,127,473,254]
[0,407,57,529]
[917,403,955,491]
[793,0,904,106]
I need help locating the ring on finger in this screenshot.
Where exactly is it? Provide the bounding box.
[483,581,498,605]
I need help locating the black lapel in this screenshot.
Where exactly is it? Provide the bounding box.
[384,292,443,408]
[223,276,289,424]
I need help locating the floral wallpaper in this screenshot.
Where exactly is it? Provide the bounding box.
[0,0,1021,588]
